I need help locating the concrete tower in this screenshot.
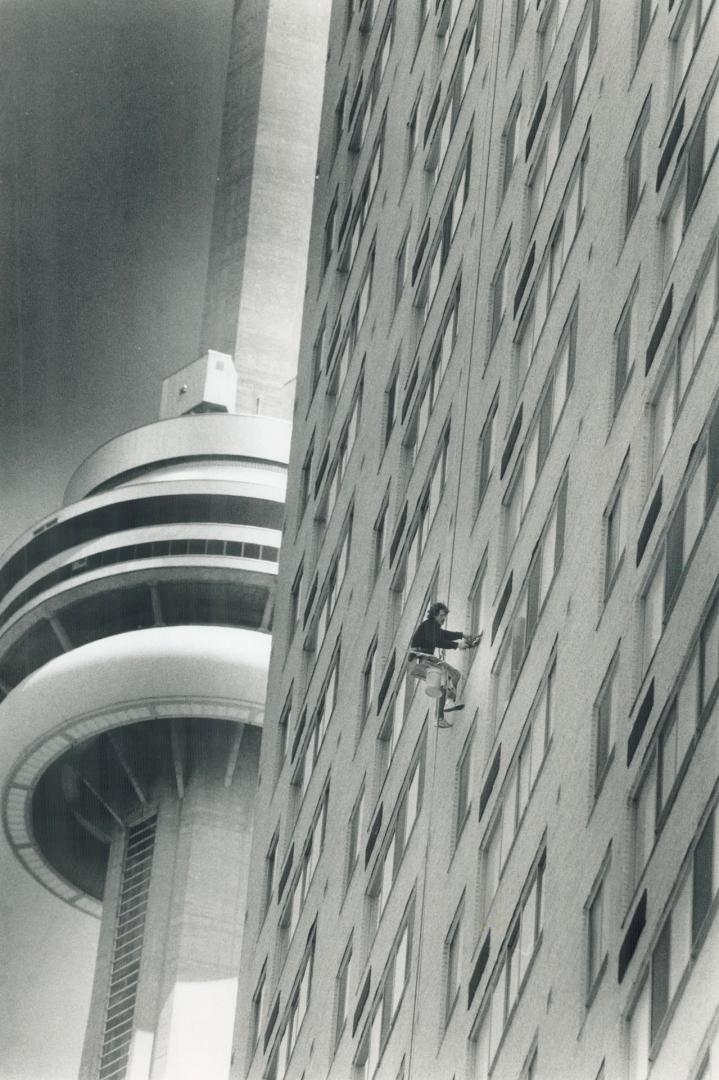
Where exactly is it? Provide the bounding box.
[233,2,719,1080]
[0,356,288,1080]
[199,0,333,421]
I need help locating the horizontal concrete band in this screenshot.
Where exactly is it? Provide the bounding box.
[64,412,291,504]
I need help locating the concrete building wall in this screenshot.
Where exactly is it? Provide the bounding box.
[234,2,719,1080]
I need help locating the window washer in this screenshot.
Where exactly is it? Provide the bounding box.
[408,602,481,708]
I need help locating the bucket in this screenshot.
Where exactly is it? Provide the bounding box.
[424,667,444,698]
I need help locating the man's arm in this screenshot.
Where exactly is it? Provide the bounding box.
[438,628,464,649]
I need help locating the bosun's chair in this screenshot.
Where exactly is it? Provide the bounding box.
[407,649,455,724]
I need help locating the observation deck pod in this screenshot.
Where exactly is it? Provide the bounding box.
[0,407,289,913]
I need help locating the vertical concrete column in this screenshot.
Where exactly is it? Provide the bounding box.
[148,723,260,1080]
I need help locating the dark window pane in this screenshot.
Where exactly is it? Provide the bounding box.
[707,400,719,503]
[692,813,714,942]
[554,476,568,572]
[664,498,685,616]
[650,919,670,1042]
[686,113,706,219]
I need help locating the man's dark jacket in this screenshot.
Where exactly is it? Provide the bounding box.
[410,618,463,656]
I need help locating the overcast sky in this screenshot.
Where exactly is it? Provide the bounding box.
[0,1,233,1074]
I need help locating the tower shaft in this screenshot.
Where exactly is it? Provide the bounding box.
[80,724,260,1080]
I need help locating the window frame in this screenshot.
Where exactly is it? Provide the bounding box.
[594,648,620,797]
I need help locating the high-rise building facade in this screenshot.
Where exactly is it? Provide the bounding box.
[234,2,719,1080]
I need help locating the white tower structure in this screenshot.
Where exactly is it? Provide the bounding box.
[0,355,289,1080]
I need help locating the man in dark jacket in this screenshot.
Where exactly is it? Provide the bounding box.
[409,602,479,702]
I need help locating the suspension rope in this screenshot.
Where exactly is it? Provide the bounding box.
[404,2,504,1075]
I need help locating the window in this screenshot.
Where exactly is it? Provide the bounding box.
[641,801,719,1048]
[671,0,712,99]
[660,79,719,282]
[604,467,627,600]
[378,674,411,775]
[356,899,415,1079]
[477,392,498,508]
[344,0,354,39]
[513,0,527,47]
[281,786,329,944]
[394,230,409,311]
[524,1047,539,1080]
[614,279,638,414]
[385,367,399,446]
[362,640,377,725]
[264,832,278,916]
[290,565,304,642]
[311,316,326,396]
[429,18,479,183]
[481,659,555,915]
[626,98,649,234]
[314,515,353,654]
[661,174,685,283]
[473,847,546,1079]
[502,90,523,197]
[398,426,451,611]
[491,238,511,346]
[417,137,472,319]
[335,940,353,1047]
[505,305,577,555]
[630,586,718,889]
[627,976,651,1080]
[468,557,488,642]
[334,79,347,155]
[277,691,292,781]
[649,241,718,477]
[455,727,474,841]
[299,443,314,522]
[530,10,595,224]
[251,966,266,1053]
[637,0,656,60]
[438,0,460,43]
[494,476,567,722]
[367,748,425,936]
[348,8,393,155]
[586,853,611,999]
[657,675,696,815]
[700,593,719,713]
[267,932,316,1080]
[642,408,719,670]
[523,141,587,383]
[293,652,341,799]
[418,0,428,42]
[407,90,421,174]
[373,500,388,582]
[324,196,337,272]
[405,282,460,467]
[343,124,385,274]
[594,652,618,793]
[347,783,365,885]
[445,899,464,1023]
[538,0,570,79]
